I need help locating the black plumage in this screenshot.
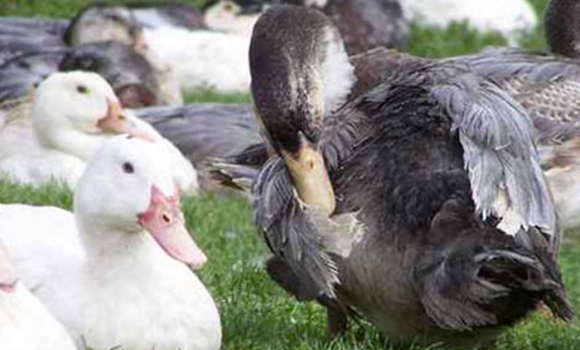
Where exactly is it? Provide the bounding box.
[248,6,573,347]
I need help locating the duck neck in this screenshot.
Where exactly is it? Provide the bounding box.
[76,216,165,267]
[545,0,580,58]
[37,126,110,161]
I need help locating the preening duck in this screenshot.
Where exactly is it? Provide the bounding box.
[0,237,76,350]
[0,71,197,193]
[216,0,580,232]
[0,136,221,350]
[247,6,573,347]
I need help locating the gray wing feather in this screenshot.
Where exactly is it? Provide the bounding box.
[253,157,338,298]
[136,103,262,164]
[431,74,557,238]
[453,48,580,84]
[453,48,580,145]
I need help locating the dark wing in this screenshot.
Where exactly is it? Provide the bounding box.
[327,60,557,244]
[252,157,339,298]
[430,63,558,243]
[136,103,262,164]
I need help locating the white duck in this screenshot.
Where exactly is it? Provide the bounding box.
[0,136,221,350]
[401,0,538,44]
[0,71,198,193]
[0,237,76,350]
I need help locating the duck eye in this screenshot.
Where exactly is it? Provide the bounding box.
[122,162,135,174]
[224,2,234,11]
[77,85,88,94]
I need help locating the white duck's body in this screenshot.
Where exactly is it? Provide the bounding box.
[0,282,76,350]
[0,226,75,350]
[0,72,198,193]
[0,112,90,188]
[144,27,251,92]
[0,137,220,350]
[0,204,220,350]
[401,0,537,43]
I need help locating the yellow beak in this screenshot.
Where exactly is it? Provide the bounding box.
[281,134,335,216]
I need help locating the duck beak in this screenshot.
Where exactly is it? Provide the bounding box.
[281,133,335,215]
[137,185,207,270]
[97,100,157,142]
[0,243,18,293]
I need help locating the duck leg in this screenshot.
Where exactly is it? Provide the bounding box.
[321,295,349,338]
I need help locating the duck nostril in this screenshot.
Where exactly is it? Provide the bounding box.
[162,212,172,224]
[118,114,126,121]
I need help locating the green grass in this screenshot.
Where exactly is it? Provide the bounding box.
[184,89,251,104]
[3,0,580,349]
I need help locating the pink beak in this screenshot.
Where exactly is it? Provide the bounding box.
[137,185,207,269]
[0,242,18,293]
[97,99,157,142]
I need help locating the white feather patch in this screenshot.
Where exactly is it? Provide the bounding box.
[320,28,355,114]
[492,187,528,236]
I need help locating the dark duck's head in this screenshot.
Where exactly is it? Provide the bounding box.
[545,0,580,58]
[249,5,354,214]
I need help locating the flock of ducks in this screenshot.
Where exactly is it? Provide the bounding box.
[1,0,580,349]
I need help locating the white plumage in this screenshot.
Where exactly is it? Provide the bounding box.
[0,136,221,350]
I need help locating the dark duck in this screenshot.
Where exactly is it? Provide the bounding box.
[218,0,580,231]
[247,5,573,347]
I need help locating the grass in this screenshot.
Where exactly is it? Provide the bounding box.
[184,89,251,104]
[3,0,580,349]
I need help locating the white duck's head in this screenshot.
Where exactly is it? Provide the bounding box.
[0,239,18,294]
[74,135,206,269]
[32,71,158,160]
